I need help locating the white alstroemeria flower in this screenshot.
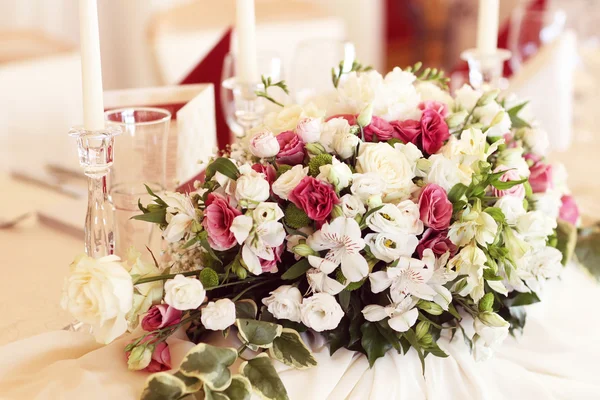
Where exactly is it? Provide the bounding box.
[369,253,437,303]
[339,194,366,219]
[362,296,419,333]
[503,227,531,262]
[454,84,482,110]
[272,164,308,200]
[425,251,456,310]
[307,217,368,283]
[306,256,346,295]
[365,232,418,263]
[317,157,353,191]
[448,244,486,302]
[448,206,498,247]
[516,210,557,247]
[230,210,286,275]
[201,298,236,331]
[262,285,303,322]
[366,201,424,236]
[162,192,197,243]
[494,196,526,226]
[473,313,509,361]
[474,101,512,137]
[350,172,387,205]
[495,147,530,178]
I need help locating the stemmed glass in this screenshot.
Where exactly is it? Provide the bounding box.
[290,39,356,104]
[221,52,284,138]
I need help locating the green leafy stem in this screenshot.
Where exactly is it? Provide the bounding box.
[255,75,289,107]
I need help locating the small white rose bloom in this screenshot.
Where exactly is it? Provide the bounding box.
[201,298,236,331]
[272,165,308,200]
[516,211,557,247]
[366,201,424,236]
[317,158,353,191]
[448,244,487,302]
[252,202,285,224]
[531,190,562,221]
[365,232,418,263]
[164,274,206,311]
[300,292,345,332]
[306,256,347,295]
[320,117,352,152]
[307,217,369,282]
[235,168,270,209]
[249,129,280,158]
[496,147,530,178]
[350,172,387,204]
[426,154,471,192]
[61,254,133,344]
[495,196,526,225]
[163,192,197,243]
[362,296,419,333]
[356,142,415,202]
[295,117,322,143]
[339,194,366,219]
[332,129,360,160]
[262,285,303,322]
[522,127,550,156]
[474,101,512,137]
[394,142,424,176]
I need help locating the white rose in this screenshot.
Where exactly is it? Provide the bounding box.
[365,232,418,262]
[522,127,549,156]
[332,130,360,160]
[253,202,284,224]
[426,154,470,191]
[317,158,353,191]
[474,101,511,137]
[249,129,280,158]
[394,142,423,175]
[339,194,366,218]
[235,170,270,209]
[262,285,303,322]
[516,211,557,247]
[356,142,415,202]
[201,298,236,331]
[272,165,308,200]
[61,254,133,344]
[494,196,526,225]
[264,104,323,134]
[350,172,387,204]
[366,201,424,235]
[334,70,381,116]
[319,117,351,152]
[416,81,454,105]
[164,274,206,311]
[455,84,482,110]
[375,67,421,121]
[531,190,562,220]
[300,293,344,332]
[295,117,322,143]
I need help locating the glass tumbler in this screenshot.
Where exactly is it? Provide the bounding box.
[105,107,171,262]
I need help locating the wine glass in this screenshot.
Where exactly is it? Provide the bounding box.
[221,52,284,138]
[290,39,356,104]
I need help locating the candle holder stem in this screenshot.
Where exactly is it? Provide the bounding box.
[223,78,265,138]
[69,126,121,257]
[461,49,512,89]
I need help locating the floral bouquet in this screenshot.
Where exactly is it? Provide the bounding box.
[61,62,580,400]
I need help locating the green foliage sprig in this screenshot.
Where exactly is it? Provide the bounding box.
[405,61,450,90]
[331,60,373,88]
[255,75,289,107]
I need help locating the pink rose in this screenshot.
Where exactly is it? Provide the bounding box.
[420,109,450,155]
[418,183,453,230]
[417,228,457,258]
[528,160,553,193]
[289,176,339,222]
[418,100,449,118]
[559,195,580,225]
[276,131,305,165]
[364,116,394,142]
[260,244,284,273]
[491,168,525,200]
[252,163,276,185]
[126,336,171,373]
[202,193,241,251]
[141,304,182,332]
[390,119,421,144]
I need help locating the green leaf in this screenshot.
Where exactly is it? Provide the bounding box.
[359,205,385,229]
[575,228,600,280]
[240,353,289,400]
[269,328,318,369]
[375,321,402,353]
[324,317,350,355]
[483,268,503,281]
[556,220,577,265]
[447,303,461,319]
[510,115,531,129]
[179,343,237,391]
[281,258,311,280]
[506,101,528,117]
[478,292,494,312]
[236,300,258,319]
[338,290,351,312]
[205,157,240,181]
[483,207,506,224]
[223,375,253,400]
[173,371,203,394]
[204,384,230,400]
[423,340,449,358]
[200,234,223,265]
[132,209,167,224]
[402,328,425,373]
[182,235,200,249]
[509,291,540,307]
[490,178,527,190]
[140,372,186,400]
[448,183,469,203]
[360,322,392,367]
[236,319,283,349]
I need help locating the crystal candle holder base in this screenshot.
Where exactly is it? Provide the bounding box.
[461,48,512,89]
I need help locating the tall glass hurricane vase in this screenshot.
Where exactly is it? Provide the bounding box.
[105,108,171,262]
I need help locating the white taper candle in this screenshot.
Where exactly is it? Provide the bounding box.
[235,0,259,84]
[476,0,500,55]
[79,0,105,131]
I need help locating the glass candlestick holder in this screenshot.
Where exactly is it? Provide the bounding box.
[69,126,121,257]
[222,78,266,138]
[461,48,512,89]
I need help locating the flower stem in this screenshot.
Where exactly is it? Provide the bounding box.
[231,280,272,302]
[136,270,201,284]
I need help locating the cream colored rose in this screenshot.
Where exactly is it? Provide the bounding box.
[235,167,270,209]
[264,104,324,134]
[164,274,206,311]
[200,298,236,331]
[300,293,344,332]
[262,285,303,322]
[356,142,415,202]
[61,254,133,344]
[272,165,308,200]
